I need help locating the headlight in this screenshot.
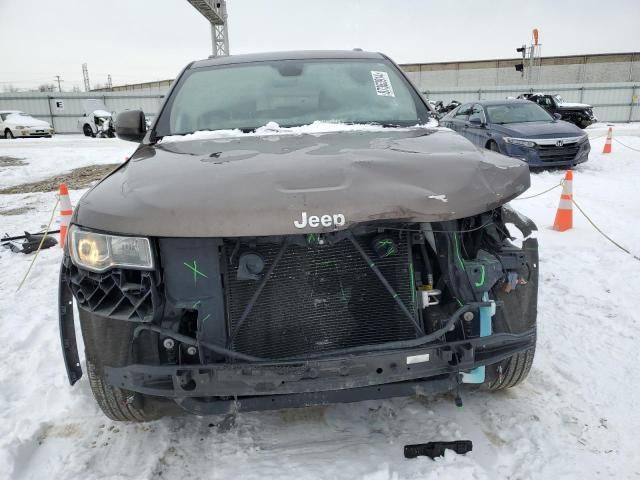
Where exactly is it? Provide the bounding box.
[69,225,153,272]
[504,137,536,148]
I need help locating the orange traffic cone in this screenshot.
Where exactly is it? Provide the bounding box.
[602,127,613,154]
[553,170,573,231]
[59,183,73,248]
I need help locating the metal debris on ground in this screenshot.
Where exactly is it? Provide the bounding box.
[404,440,473,459]
[2,231,58,254]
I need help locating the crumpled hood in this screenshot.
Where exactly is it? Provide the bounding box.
[494,120,585,138]
[76,128,530,237]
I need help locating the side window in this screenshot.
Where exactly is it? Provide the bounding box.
[535,96,551,107]
[469,104,486,123]
[0,114,7,121]
[454,104,472,120]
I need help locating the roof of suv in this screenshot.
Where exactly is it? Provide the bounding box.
[191,50,385,69]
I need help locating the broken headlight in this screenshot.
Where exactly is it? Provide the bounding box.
[69,225,153,272]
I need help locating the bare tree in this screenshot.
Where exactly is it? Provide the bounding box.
[2,84,20,93]
[36,83,56,92]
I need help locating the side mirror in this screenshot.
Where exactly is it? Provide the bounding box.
[115,110,147,142]
[469,117,484,126]
[553,113,562,120]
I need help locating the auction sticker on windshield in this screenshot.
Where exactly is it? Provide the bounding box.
[371,71,395,97]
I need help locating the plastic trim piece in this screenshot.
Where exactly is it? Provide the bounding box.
[58,258,82,385]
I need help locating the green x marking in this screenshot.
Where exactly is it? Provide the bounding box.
[184,260,208,285]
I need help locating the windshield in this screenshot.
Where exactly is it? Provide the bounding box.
[155,59,430,137]
[485,103,553,124]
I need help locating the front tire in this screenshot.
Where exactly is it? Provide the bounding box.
[83,124,95,137]
[5,129,14,139]
[79,310,169,421]
[486,330,536,390]
[487,140,500,153]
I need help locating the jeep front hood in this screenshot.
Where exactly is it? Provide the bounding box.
[75,128,530,237]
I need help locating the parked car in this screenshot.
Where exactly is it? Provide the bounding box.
[0,110,53,138]
[518,93,596,128]
[431,99,461,118]
[59,50,538,421]
[78,99,115,138]
[440,99,590,168]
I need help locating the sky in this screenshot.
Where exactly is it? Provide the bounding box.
[1,0,639,91]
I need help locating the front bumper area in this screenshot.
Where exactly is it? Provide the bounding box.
[502,139,590,168]
[16,127,53,137]
[60,210,539,417]
[104,330,534,414]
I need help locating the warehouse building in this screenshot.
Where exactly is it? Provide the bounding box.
[1,52,638,132]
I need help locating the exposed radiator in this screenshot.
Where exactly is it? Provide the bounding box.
[223,230,419,359]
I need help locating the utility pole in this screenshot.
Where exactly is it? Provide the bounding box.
[106,74,113,90]
[82,63,91,92]
[54,75,64,92]
[514,29,542,84]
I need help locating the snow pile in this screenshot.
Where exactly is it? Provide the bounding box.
[159,120,440,143]
[0,125,639,479]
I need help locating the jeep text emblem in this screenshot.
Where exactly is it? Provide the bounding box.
[294,211,346,229]
[555,139,564,147]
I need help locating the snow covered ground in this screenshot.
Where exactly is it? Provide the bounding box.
[0,127,639,479]
[0,136,133,190]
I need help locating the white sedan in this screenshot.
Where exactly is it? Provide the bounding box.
[0,110,54,138]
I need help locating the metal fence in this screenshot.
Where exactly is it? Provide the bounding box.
[1,82,638,134]
[421,82,640,123]
[0,92,165,134]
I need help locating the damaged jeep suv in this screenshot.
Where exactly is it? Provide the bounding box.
[58,51,538,421]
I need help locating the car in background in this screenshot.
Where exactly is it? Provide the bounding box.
[518,93,596,129]
[78,99,115,138]
[0,110,54,138]
[439,99,590,168]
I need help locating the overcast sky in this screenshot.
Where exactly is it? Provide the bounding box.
[1,0,638,90]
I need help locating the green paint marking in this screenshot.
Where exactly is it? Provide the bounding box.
[409,261,416,306]
[455,298,464,307]
[184,260,208,285]
[370,263,375,267]
[383,247,398,258]
[453,232,465,271]
[192,300,201,309]
[377,239,398,258]
[393,293,398,299]
[201,313,211,322]
[474,265,486,287]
